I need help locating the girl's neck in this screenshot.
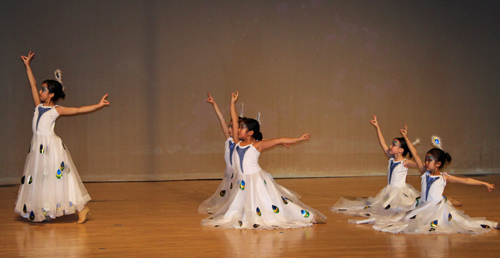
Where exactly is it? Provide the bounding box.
[430,168,441,176]
[43,100,55,107]
[240,138,255,146]
[393,153,404,162]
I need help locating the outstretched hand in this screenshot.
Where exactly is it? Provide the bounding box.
[98,94,110,107]
[370,115,379,127]
[299,133,311,141]
[485,183,495,192]
[21,51,35,66]
[231,91,239,103]
[400,124,408,138]
[206,92,215,104]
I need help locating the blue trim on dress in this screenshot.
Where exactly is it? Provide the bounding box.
[36,106,52,131]
[425,174,439,201]
[229,141,235,166]
[388,160,400,185]
[236,145,250,174]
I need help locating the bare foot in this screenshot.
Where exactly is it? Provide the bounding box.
[449,198,462,207]
[77,206,90,224]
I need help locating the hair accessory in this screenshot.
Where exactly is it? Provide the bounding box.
[54,69,64,91]
[239,103,244,117]
[412,138,420,146]
[431,136,442,149]
[256,112,261,125]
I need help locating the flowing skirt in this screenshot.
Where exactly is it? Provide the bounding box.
[331,184,420,217]
[14,134,91,222]
[354,196,498,235]
[198,167,235,214]
[202,170,324,230]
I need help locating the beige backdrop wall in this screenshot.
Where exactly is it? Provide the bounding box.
[1,1,500,184]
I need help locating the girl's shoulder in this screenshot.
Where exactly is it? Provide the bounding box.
[440,171,450,177]
[53,105,66,115]
[251,139,268,150]
[402,159,416,167]
[252,139,263,146]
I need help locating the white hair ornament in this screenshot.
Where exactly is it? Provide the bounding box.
[54,69,64,91]
[431,136,442,149]
[239,103,244,117]
[412,138,420,146]
[256,112,261,125]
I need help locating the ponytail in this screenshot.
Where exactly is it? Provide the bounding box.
[395,137,412,159]
[444,152,452,165]
[241,118,263,141]
[254,131,263,141]
[427,148,452,168]
[42,79,65,102]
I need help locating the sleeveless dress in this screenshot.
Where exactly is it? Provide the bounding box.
[202,142,326,229]
[371,172,498,234]
[198,138,237,214]
[14,105,91,222]
[331,158,420,217]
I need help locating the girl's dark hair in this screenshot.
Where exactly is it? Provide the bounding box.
[394,137,412,158]
[242,118,263,141]
[42,79,65,102]
[427,148,452,168]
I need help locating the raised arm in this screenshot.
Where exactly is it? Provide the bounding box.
[207,92,229,139]
[56,94,109,115]
[254,134,310,152]
[371,115,390,158]
[445,175,495,192]
[21,51,41,106]
[230,91,240,143]
[400,124,426,174]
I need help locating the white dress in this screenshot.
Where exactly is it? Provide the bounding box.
[14,105,91,222]
[198,138,237,214]
[202,142,326,229]
[371,172,498,235]
[331,158,420,217]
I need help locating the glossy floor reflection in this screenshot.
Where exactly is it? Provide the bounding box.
[1,176,499,257]
[220,226,316,257]
[14,222,89,257]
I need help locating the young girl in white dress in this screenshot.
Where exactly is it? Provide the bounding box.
[14,51,109,223]
[202,92,326,229]
[198,93,239,214]
[369,125,497,235]
[331,115,420,217]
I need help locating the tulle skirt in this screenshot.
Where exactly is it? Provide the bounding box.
[331,184,420,217]
[354,196,498,235]
[202,170,325,230]
[198,167,236,214]
[14,134,91,222]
